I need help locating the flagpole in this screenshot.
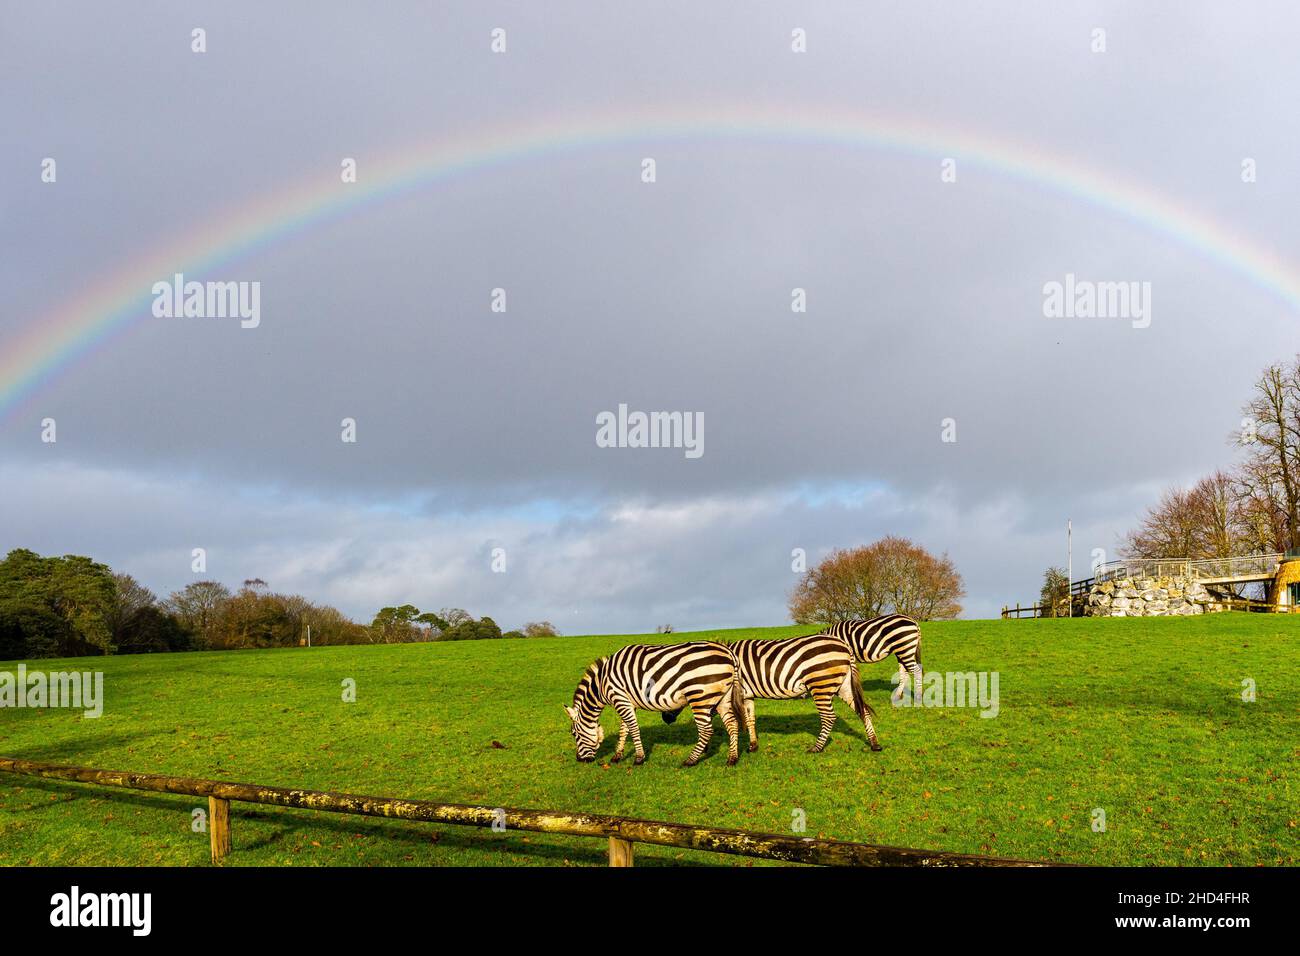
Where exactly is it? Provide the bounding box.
[1067,519,1073,619]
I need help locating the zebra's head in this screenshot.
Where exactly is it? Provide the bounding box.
[564,703,605,761]
[566,662,606,762]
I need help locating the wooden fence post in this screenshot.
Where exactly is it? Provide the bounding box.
[209,796,232,864]
[608,835,634,867]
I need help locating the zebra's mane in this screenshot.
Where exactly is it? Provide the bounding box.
[576,657,607,705]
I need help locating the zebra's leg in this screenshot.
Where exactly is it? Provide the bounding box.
[744,697,758,751]
[611,717,630,763]
[612,699,645,764]
[716,693,740,766]
[808,690,838,753]
[682,700,715,767]
[892,662,909,703]
[838,672,882,751]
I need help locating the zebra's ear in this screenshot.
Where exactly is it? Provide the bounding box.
[564,705,577,721]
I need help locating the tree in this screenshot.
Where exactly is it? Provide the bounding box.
[788,537,965,624]
[416,611,448,634]
[0,600,71,659]
[370,604,426,643]
[1039,566,1069,618]
[1122,471,1253,560]
[165,581,232,648]
[439,608,472,628]
[1235,355,1300,550]
[0,549,117,655]
[521,621,560,638]
[440,614,503,641]
[106,573,158,648]
[215,586,298,649]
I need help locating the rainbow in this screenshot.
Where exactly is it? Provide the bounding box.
[4,102,1297,425]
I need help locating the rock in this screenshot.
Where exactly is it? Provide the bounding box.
[1085,572,1234,618]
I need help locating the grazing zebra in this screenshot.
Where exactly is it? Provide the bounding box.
[822,614,923,703]
[725,634,882,753]
[565,642,744,767]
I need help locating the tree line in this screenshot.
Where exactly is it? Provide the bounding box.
[0,548,560,660]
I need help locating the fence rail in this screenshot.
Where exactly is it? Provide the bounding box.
[0,756,1056,868]
[1000,603,1047,619]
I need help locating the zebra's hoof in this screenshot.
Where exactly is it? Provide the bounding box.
[747,742,758,753]
[869,743,883,752]
[633,755,645,766]
[726,755,738,766]
[611,752,623,763]
[807,746,825,755]
[681,758,699,768]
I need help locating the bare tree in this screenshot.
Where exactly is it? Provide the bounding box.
[1235,355,1300,550]
[1123,471,1251,559]
[164,580,232,646]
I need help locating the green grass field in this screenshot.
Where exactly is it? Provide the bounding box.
[1,616,1295,867]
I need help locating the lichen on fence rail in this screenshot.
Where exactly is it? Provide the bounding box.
[0,756,1058,867]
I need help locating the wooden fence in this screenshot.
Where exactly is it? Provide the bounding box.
[0,756,1055,868]
[1001,603,1046,619]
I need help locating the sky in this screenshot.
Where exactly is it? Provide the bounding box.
[2,2,1298,631]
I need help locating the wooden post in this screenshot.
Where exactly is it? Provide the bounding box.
[608,835,634,867]
[209,796,232,864]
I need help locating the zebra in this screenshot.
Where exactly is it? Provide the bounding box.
[821,614,923,703]
[565,642,744,767]
[726,634,882,753]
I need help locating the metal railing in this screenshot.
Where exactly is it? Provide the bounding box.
[1090,553,1283,584]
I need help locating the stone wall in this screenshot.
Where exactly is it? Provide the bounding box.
[1084,575,1224,617]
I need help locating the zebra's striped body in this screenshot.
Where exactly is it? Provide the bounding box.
[730,634,882,752]
[822,614,923,702]
[565,642,743,766]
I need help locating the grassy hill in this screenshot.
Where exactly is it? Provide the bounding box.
[0,616,1295,866]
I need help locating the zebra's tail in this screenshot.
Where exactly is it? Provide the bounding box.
[720,642,747,720]
[730,665,746,721]
[848,668,873,722]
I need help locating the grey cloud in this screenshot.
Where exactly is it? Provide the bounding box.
[1,2,1296,625]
